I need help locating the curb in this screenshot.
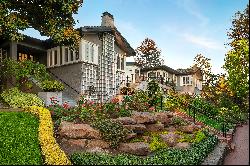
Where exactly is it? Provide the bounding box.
[201,142,229,165]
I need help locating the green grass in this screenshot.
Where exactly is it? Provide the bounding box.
[0,111,42,165]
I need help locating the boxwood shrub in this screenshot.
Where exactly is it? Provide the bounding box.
[71,134,218,165]
[0,112,42,165]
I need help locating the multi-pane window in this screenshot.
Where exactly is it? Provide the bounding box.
[117,55,120,69]
[75,49,79,60]
[91,45,94,62]
[85,43,89,61]
[18,53,33,61]
[182,76,193,85]
[121,57,124,70]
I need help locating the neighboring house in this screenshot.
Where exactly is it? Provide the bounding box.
[0,12,136,103]
[125,62,141,83]
[125,63,203,95]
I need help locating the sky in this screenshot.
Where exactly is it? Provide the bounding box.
[23,0,249,74]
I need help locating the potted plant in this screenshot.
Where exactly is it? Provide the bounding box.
[38,80,64,106]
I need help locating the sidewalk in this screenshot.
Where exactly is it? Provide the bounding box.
[223,120,249,165]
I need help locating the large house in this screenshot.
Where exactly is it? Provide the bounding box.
[125,62,203,95]
[0,12,136,103]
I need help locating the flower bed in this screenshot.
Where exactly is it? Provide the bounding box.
[70,134,218,165]
[25,106,71,165]
[0,111,42,165]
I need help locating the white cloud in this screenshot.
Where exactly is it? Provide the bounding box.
[174,0,209,27]
[182,33,224,50]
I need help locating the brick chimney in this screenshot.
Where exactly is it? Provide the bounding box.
[101,12,115,28]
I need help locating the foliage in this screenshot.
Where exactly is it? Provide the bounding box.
[227,4,249,48]
[149,135,167,152]
[0,112,42,165]
[147,80,162,107]
[125,90,151,112]
[120,86,134,95]
[1,87,44,108]
[175,130,206,144]
[134,38,164,68]
[70,134,218,165]
[223,39,249,111]
[25,106,72,165]
[90,118,128,148]
[0,0,83,48]
[129,137,145,143]
[40,80,65,92]
[171,116,189,126]
[1,58,50,88]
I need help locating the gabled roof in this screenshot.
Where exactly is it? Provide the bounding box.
[140,65,180,74]
[80,26,136,57]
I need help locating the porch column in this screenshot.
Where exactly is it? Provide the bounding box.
[9,42,17,60]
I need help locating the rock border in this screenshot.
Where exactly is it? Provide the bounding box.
[201,142,229,165]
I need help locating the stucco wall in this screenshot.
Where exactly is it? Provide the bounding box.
[48,63,83,100]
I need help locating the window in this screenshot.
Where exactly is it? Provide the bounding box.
[76,49,79,60]
[50,51,52,66]
[60,47,62,65]
[121,57,124,70]
[70,50,74,61]
[18,53,33,61]
[65,48,68,62]
[54,50,57,65]
[91,45,94,62]
[163,72,165,77]
[117,55,120,69]
[85,43,89,61]
[182,76,192,85]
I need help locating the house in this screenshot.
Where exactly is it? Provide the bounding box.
[125,63,203,95]
[0,12,136,103]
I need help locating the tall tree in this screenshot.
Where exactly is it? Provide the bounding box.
[224,4,249,111]
[134,38,164,68]
[0,0,83,47]
[227,4,249,48]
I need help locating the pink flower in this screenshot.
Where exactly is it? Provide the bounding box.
[149,107,155,111]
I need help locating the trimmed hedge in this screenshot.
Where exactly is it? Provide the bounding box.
[0,112,42,165]
[1,87,44,108]
[25,106,72,165]
[71,134,218,165]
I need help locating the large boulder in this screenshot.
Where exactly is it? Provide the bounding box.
[131,111,156,124]
[154,112,172,125]
[160,132,181,147]
[67,139,88,149]
[175,142,190,149]
[145,123,164,132]
[86,139,110,149]
[119,142,150,156]
[113,117,136,125]
[59,121,101,139]
[123,124,147,134]
[179,124,196,134]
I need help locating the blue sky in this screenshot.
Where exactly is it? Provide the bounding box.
[23,0,249,74]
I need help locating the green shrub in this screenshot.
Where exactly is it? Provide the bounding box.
[0,112,42,165]
[149,135,167,151]
[70,134,218,165]
[40,80,64,92]
[171,116,189,126]
[90,118,128,148]
[0,87,44,108]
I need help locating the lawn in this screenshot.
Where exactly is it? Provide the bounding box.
[0,111,42,165]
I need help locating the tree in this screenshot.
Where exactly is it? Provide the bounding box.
[224,4,249,111]
[227,4,249,48]
[193,53,212,83]
[134,38,164,68]
[0,0,83,47]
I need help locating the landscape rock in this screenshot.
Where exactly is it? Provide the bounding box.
[160,132,181,147]
[125,133,137,140]
[142,136,151,143]
[119,142,150,156]
[113,117,136,125]
[131,111,156,124]
[59,121,101,139]
[123,124,147,134]
[86,147,109,154]
[86,139,110,149]
[67,139,88,149]
[175,142,190,149]
[179,124,196,133]
[154,112,172,125]
[145,123,164,132]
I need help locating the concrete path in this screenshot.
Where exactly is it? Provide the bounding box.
[223,120,249,165]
